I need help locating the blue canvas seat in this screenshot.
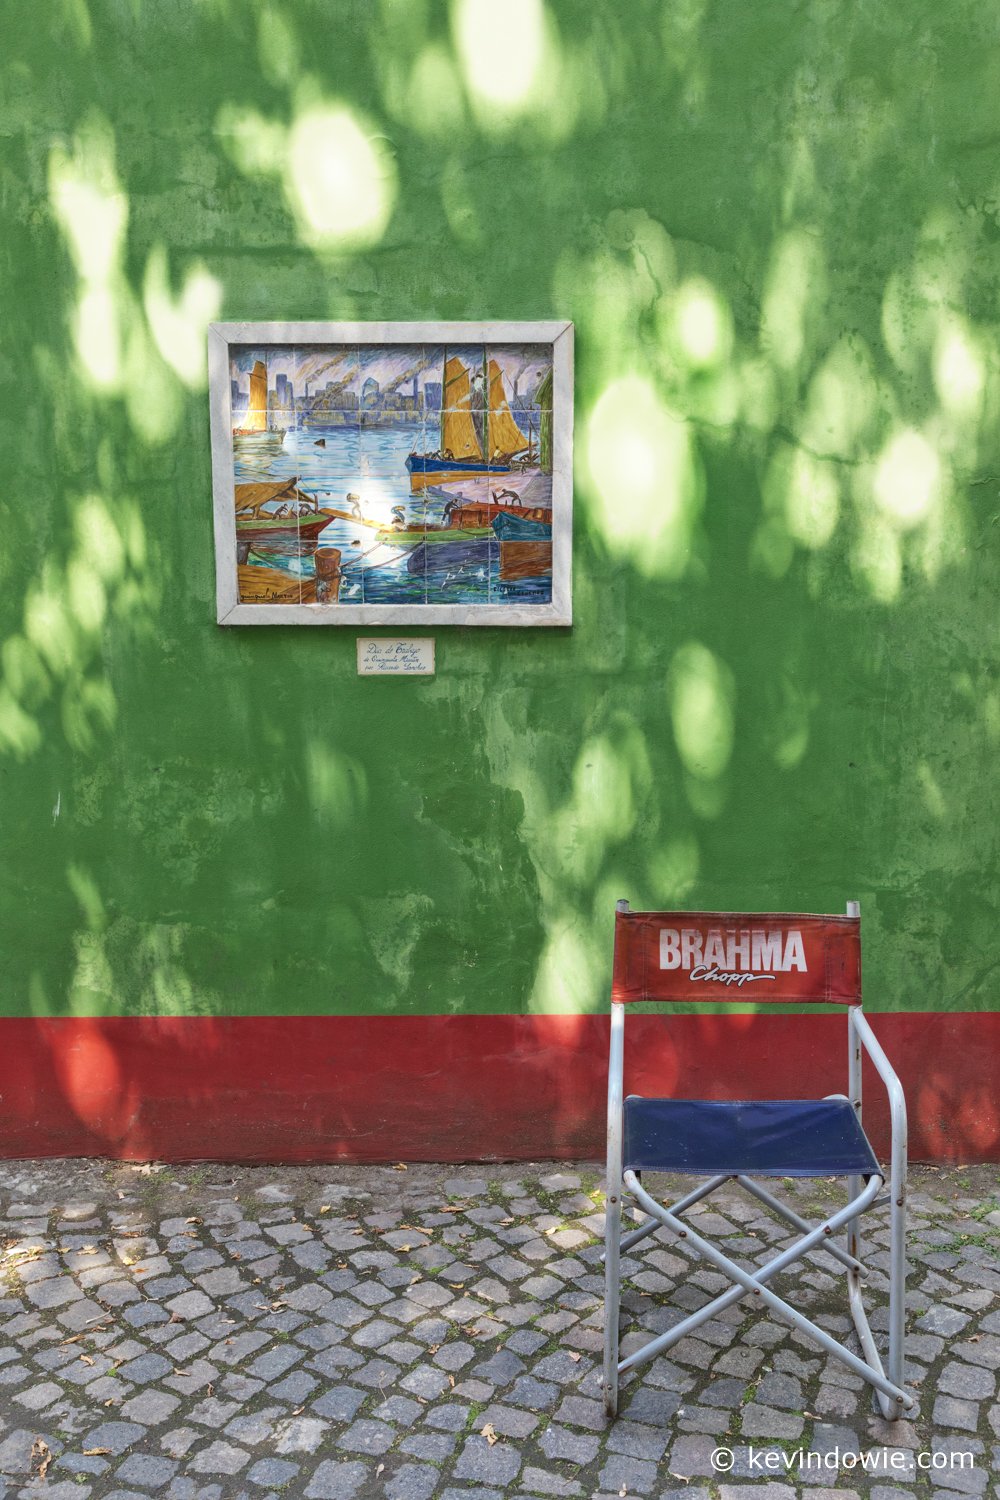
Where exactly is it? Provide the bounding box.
[602,901,913,1424]
[624,1097,880,1178]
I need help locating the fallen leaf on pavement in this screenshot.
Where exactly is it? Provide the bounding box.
[31,1439,52,1479]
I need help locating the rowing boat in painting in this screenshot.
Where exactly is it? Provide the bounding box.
[491,512,552,541]
[234,478,336,551]
[447,501,550,529]
[233,479,339,567]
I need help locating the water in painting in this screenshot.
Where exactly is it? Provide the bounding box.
[230,343,554,607]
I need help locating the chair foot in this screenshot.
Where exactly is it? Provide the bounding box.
[603,1381,618,1419]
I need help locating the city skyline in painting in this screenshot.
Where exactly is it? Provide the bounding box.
[230,346,552,419]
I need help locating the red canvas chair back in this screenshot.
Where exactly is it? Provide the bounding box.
[611,908,861,1006]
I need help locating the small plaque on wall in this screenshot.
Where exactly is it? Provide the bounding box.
[208,320,573,628]
[357,638,435,675]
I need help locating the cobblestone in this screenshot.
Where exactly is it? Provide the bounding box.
[0,1160,995,1499]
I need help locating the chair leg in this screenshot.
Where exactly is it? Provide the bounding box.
[603,1180,621,1416]
[603,1122,623,1417]
[885,1135,907,1416]
[604,1011,626,1418]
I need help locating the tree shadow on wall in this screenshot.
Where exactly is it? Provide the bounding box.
[1,0,999,1159]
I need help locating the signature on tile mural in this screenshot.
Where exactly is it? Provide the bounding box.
[209,323,573,626]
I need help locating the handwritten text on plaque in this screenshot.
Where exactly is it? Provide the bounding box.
[357,638,436,676]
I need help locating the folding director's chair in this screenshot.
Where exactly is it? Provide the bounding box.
[604,900,914,1421]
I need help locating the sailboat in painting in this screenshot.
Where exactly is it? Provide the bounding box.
[405,355,533,491]
[233,360,286,452]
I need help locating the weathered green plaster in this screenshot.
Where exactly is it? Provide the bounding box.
[2,0,998,1019]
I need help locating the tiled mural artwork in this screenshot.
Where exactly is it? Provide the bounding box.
[230,344,554,608]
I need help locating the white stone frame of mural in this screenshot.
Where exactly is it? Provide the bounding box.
[208,320,573,626]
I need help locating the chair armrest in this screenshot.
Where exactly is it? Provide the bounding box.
[851,1009,907,1175]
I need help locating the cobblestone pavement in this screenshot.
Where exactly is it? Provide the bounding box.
[0,1159,998,1500]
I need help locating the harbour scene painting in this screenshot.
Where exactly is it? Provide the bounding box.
[209,322,573,626]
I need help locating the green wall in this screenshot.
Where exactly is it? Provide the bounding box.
[2,0,998,1021]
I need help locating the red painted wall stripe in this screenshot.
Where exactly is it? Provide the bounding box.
[0,1012,996,1163]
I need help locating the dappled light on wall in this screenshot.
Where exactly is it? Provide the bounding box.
[48,112,219,444]
[760,229,827,376]
[216,91,397,252]
[546,733,641,891]
[287,99,396,251]
[48,111,128,393]
[646,833,700,905]
[452,0,546,122]
[143,247,221,391]
[668,642,735,787]
[873,429,941,531]
[933,317,985,421]
[0,489,155,762]
[528,913,604,1015]
[405,45,467,140]
[670,278,734,371]
[305,741,370,831]
[763,444,840,552]
[585,375,701,580]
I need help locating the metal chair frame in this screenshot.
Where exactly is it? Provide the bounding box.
[603,899,914,1421]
